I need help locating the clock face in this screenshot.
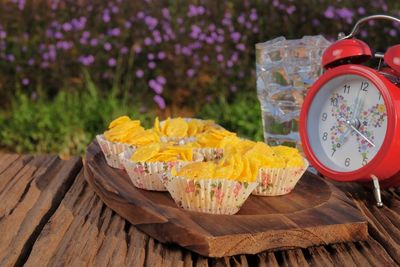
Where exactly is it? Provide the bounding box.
[307,74,387,172]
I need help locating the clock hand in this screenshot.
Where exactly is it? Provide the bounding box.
[339,117,375,147]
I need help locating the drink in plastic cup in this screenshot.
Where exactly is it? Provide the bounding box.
[256,35,331,150]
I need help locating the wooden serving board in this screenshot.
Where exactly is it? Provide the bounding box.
[84,141,368,257]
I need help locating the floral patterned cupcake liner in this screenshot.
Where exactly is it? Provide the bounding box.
[164,174,258,215]
[252,158,309,196]
[96,134,136,169]
[119,150,194,191]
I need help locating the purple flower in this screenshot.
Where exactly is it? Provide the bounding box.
[90,38,98,46]
[7,54,15,62]
[82,31,90,38]
[104,42,112,51]
[156,76,166,85]
[231,32,241,42]
[236,43,246,51]
[79,55,95,66]
[324,6,335,19]
[54,32,63,39]
[144,16,158,30]
[230,85,237,92]
[147,53,155,60]
[217,54,224,62]
[336,8,353,23]
[237,14,245,25]
[158,51,166,60]
[111,5,119,13]
[134,46,142,54]
[153,95,166,109]
[190,25,202,39]
[124,21,132,29]
[0,30,6,39]
[357,7,366,15]
[108,58,117,67]
[187,69,195,77]
[149,79,163,94]
[28,58,35,66]
[136,69,144,78]
[18,0,25,10]
[144,37,153,46]
[120,47,129,54]
[250,11,258,21]
[62,22,72,32]
[22,78,29,85]
[72,17,86,30]
[389,29,397,37]
[203,55,209,62]
[162,8,170,19]
[286,5,296,15]
[102,11,111,23]
[136,11,145,19]
[108,27,121,37]
[148,61,156,69]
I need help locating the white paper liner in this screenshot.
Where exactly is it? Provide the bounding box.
[119,150,195,191]
[252,158,309,196]
[164,174,258,215]
[96,134,136,169]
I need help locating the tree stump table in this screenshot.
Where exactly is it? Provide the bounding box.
[0,152,399,266]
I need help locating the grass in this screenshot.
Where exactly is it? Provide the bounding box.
[0,72,264,157]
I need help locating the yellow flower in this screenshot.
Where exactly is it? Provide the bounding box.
[377,104,386,114]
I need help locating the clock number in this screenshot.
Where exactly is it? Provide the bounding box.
[345,158,351,167]
[362,158,368,166]
[331,148,336,157]
[360,81,369,92]
[330,97,338,107]
[321,113,327,121]
[343,84,350,94]
[322,132,328,141]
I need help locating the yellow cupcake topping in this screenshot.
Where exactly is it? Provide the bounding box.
[131,143,195,162]
[104,116,160,146]
[154,117,219,138]
[172,140,304,182]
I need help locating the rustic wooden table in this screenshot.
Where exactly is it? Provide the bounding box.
[0,153,399,266]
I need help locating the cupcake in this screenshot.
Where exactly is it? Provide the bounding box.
[165,155,258,215]
[97,116,159,169]
[250,144,309,196]
[120,143,204,191]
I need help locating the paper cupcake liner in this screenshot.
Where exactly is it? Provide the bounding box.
[119,150,192,191]
[252,159,309,196]
[96,134,136,169]
[164,174,258,215]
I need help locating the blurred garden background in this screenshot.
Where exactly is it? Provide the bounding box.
[0,0,399,157]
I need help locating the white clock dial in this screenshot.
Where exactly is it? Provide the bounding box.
[307,74,387,172]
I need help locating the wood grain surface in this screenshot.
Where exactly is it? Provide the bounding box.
[0,151,398,266]
[83,140,368,257]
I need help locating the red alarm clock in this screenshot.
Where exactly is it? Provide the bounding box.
[299,15,400,206]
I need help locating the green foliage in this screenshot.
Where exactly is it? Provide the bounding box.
[0,73,153,157]
[199,93,264,141]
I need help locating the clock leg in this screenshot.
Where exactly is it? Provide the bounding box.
[371,175,383,208]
